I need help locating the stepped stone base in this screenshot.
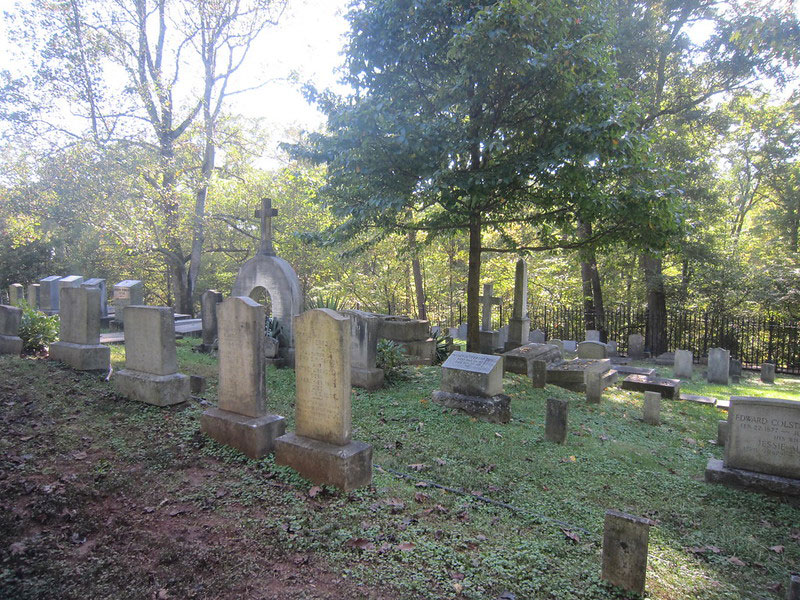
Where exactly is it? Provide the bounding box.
[49,341,110,371]
[201,407,286,459]
[114,369,189,406]
[275,432,372,492]
[705,458,800,496]
[432,390,511,424]
[0,334,23,355]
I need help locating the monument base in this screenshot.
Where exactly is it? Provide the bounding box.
[0,334,23,355]
[275,432,372,492]
[114,369,189,406]
[621,374,680,399]
[503,317,530,352]
[705,458,800,496]
[49,341,110,371]
[479,330,501,355]
[351,366,385,391]
[432,390,511,424]
[201,407,286,459]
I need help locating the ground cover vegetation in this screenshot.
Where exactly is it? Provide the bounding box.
[1,342,799,599]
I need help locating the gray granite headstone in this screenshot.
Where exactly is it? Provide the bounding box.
[529,329,545,344]
[761,362,775,384]
[39,275,63,313]
[585,330,601,342]
[578,340,608,359]
[113,280,144,325]
[707,348,730,384]
[0,305,23,355]
[82,278,108,317]
[628,333,644,359]
[432,351,510,423]
[602,510,651,595]
[545,397,568,444]
[673,349,693,379]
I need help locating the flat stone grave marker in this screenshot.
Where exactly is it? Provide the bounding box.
[275,309,372,491]
[0,305,23,355]
[432,351,510,423]
[201,297,286,458]
[614,365,656,377]
[602,510,652,595]
[578,340,608,359]
[621,374,680,399]
[705,396,800,495]
[674,349,693,379]
[114,306,189,406]
[680,393,717,406]
[49,287,109,371]
[546,358,617,393]
[707,348,730,384]
[502,343,561,379]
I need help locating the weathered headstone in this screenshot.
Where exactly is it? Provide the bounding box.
[502,343,561,380]
[705,396,800,495]
[655,351,674,366]
[504,259,530,351]
[730,358,742,383]
[577,340,608,359]
[57,276,84,308]
[563,340,578,352]
[199,289,224,352]
[342,309,384,390]
[529,329,545,344]
[602,510,651,595]
[761,362,775,384]
[585,330,601,342]
[548,338,564,352]
[707,348,730,384]
[457,323,468,339]
[378,315,436,365]
[8,284,24,306]
[201,297,286,458]
[621,374,680,399]
[190,375,206,395]
[275,309,372,491]
[82,278,108,317]
[717,419,728,446]
[606,340,618,357]
[0,305,23,355]
[114,306,189,406]
[477,283,502,354]
[673,349,693,379]
[547,358,617,393]
[26,283,40,309]
[628,333,645,359]
[49,287,110,371]
[39,275,63,314]
[545,397,568,444]
[643,391,661,425]
[585,369,603,403]
[432,351,510,423]
[113,280,144,326]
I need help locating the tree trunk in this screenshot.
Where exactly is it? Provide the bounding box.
[407,230,427,321]
[641,253,667,355]
[466,213,482,352]
[187,114,214,318]
[577,217,606,339]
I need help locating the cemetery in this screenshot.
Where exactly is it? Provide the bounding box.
[1,0,800,598]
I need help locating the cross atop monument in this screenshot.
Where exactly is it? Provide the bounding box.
[478,283,501,331]
[254,198,278,256]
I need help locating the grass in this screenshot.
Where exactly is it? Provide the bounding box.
[1,339,799,599]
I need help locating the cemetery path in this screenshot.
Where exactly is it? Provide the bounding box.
[0,358,395,600]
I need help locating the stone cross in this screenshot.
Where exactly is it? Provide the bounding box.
[255,197,278,256]
[478,283,501,331]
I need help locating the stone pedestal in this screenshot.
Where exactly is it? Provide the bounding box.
[432,351,510,423]
[49,287,110,371]
[432,390,511,424]
[275,433,372,492]
[115,371,190,406]
[479,330,501,354]
[504,316,530,352]
[202,408,286,459]
[50,342,109,371]
[602,510,651,595]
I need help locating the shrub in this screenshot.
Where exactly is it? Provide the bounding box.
[376,339,409,384]
[431,328,450,365]
[17,300,59,354]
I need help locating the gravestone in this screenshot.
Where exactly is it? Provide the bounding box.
[502,342,562,381]
[26,283,40,309]
[606,340,618,357]
[730,358,742,383]
[563,340,578,352]
[199,289,224,353]
[49,287,110,371]
[674,349,693,379]
[232,198,303,367]
[342,309,384,390]
[57,276,84,309]
[113,280,144,326]
[432,351,510,423]
[201,297,286,458]
[655,351,674,366]
[377,315,435,365]
[585,330,601,342]
[190,375,206,395]
[707,348,730,384]
[0,305,23,355]
[761,362,775,384]
[789,574,800,600]
[577,340,608,359]
[82,278,108,317]
[548,338,564,352]
[614,365,656,377]
[457,323,468,339]
[504,259,530,351]
[717,420,728,446]
[529,329,545,344]
[114,306,189,406]
[602,510,652,595]
[705,396,800,495]
[628,333,645,359]
[275,309,372,491]
[545,397,568,444]
[8,284,24,306]
[621,374,680,399]
[585,369,603,403]
[39,276,63,314]
[547,358,617,393]
[478,283,502,354]
[643,391,661,425]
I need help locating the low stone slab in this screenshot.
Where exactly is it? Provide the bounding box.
[609,356,631,365]
[201,407,286,459]
[654,351,674,365]
[621,374,680,399]
[0,335,23,355]
[275,432,372,492]
[49,342,110,371]
[546,359,615,393]
[114,370,189,406]
[716,399,730,411]
[705,458,800,497]
[680,393,717,405]
[614,365,655,376]
[432,391,511,424]
[502,343,561,377]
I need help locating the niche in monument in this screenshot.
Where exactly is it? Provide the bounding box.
[250,286,280,362]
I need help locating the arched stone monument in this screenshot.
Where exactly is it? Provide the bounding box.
[232,198,302,366]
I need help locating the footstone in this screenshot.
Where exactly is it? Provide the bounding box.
[27,283,40,309]
[628,333,645,359]
[275,309,372,490]
[0,305,23,355]
[82,278,108,317]
[707,348,730,384]
[717,420,728,446]
[114,306,189,406]
[621,374,680,399]
[199,289,223,352]
[531,360,548,388]
[342,309,384,391]
[761,363,775,384]
[545,397,567,444]
[433,351,510,423]
[614,365,656,377]
[577,340,607,359]
[602,510,651,595]
[502,343,561,378]
[643,391,660,425]
[680,393,717,405]
[529,329,545,344]
[49,287,110,371]
[674,349,693,379]
[585,370,603,403]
